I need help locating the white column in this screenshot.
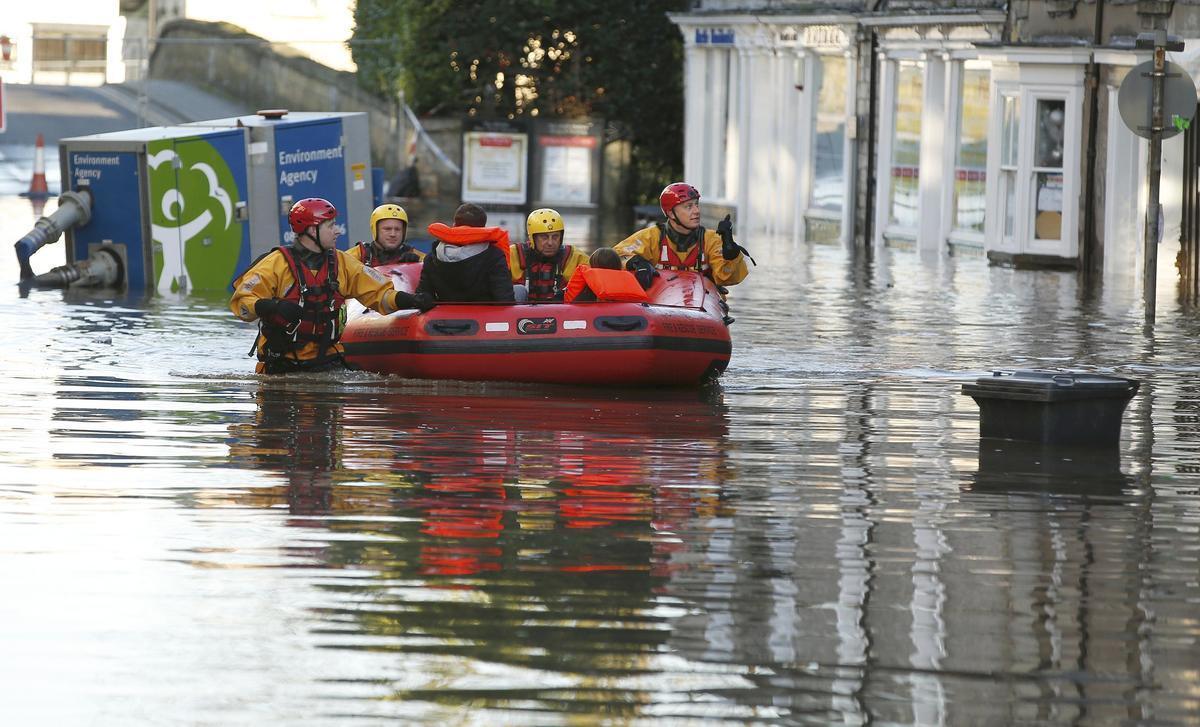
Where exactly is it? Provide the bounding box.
[746,40,776,235]
[917,54,947,252]
[874,56,896,250]
[722,49,741,204]
[734,44,754,230]
[792,50,812,243]
[841,49,858,245]
[682,39,708,190]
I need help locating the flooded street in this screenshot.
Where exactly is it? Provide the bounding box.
[2,191,1200,724]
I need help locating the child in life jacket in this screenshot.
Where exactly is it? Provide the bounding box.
[564,248,650,303]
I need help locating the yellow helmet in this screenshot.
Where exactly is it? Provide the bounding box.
[370,203,409,240]
[526,208,565,240]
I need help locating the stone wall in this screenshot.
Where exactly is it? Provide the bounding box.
[149,18,404,176]
[148,18,632,240]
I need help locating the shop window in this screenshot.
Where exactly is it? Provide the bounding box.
[888,61,924,229]
[952,65,990,234]
[811,55,847,213]
[1033,98,1066,240]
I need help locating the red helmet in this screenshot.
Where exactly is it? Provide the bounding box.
[660,182,700,217]
[289,197,338,233]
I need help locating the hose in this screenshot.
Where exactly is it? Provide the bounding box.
[14,190,93,280]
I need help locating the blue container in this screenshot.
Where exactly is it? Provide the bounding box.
[61,126,252,294]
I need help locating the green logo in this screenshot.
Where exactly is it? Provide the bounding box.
[147,138,243,294]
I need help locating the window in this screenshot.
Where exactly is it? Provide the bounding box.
[952,65,990,233]
[888,61,924,228]
[811,55,847,213]
[999,94,1020,240]
[1033,98,1065,240]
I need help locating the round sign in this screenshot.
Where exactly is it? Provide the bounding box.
[1118,60,1197,139]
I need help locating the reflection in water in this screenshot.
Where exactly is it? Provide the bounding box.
[220,385,731,715]
[4,224,1200,722]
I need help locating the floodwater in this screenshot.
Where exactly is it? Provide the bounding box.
[2,194,1200,725]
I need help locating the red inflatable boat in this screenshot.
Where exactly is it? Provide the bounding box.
[341,262,731,386]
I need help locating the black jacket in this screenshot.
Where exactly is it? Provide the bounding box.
[415,243,515,302]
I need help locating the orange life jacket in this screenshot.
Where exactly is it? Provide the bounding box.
[515,243,573,301]
[658,225,709,274]
[564,265,650,303]
[427,222,511,255]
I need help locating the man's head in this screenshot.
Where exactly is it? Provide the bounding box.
[453,203,487,228]
[660,182,701,233]
[371,204,408,251]
[589,247,622,270]
[526,208,565,257]
[288,197,339,251]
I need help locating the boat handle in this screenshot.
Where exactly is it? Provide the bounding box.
[597,318,645,332]
[429,321,474,334]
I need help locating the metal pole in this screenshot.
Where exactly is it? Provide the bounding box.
[1143,33,1166,325]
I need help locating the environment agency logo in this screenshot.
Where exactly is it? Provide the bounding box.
[147,138,242,295]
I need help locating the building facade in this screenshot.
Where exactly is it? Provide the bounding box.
[671,1,1198,280]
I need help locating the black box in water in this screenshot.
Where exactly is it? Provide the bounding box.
[961,370,1139,446]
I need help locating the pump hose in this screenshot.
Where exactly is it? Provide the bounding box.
[14,190,93,280]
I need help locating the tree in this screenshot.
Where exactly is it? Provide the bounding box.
[352,0,690,203]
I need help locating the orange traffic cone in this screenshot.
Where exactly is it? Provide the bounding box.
[27,133,49,198]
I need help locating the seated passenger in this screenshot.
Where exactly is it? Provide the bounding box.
[349,203,425,266]
[564,247,650,303]
[416,203,515,303]
[613,182,753,290]
[508,208,589,302]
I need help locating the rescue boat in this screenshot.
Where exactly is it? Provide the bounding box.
[341,262,731,386]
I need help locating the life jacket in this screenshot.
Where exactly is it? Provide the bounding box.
[657,225,709,274]
[565,265,650,303]
[355,241,420,266]
[257,246,346,367]
[427,222,511,254]
[515,243,573,301]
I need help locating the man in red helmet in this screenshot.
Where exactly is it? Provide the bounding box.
[230,197,435,374]
[612,183,751,291]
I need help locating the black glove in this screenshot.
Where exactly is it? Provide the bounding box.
[717,214,739,260]
[625,256,659,290]
[394,290,436,312]
[716,214,756,265]
[254,298,303,326]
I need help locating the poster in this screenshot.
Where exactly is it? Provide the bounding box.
[539,135,595,205]
[462,131,528,204]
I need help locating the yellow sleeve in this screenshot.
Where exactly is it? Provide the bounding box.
[612,226,659,266]
[507,245,524,283]
[229,251,289,321]
[562,246,590,280]
[337,250,401,314]
[704,230,748,286]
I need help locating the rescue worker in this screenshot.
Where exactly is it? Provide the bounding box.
[349,203,425,266]
[508,208,589,302]
[230,197,435,374]
[564,247,649,303]
[613,182,753,291]
[416,203,515,303]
